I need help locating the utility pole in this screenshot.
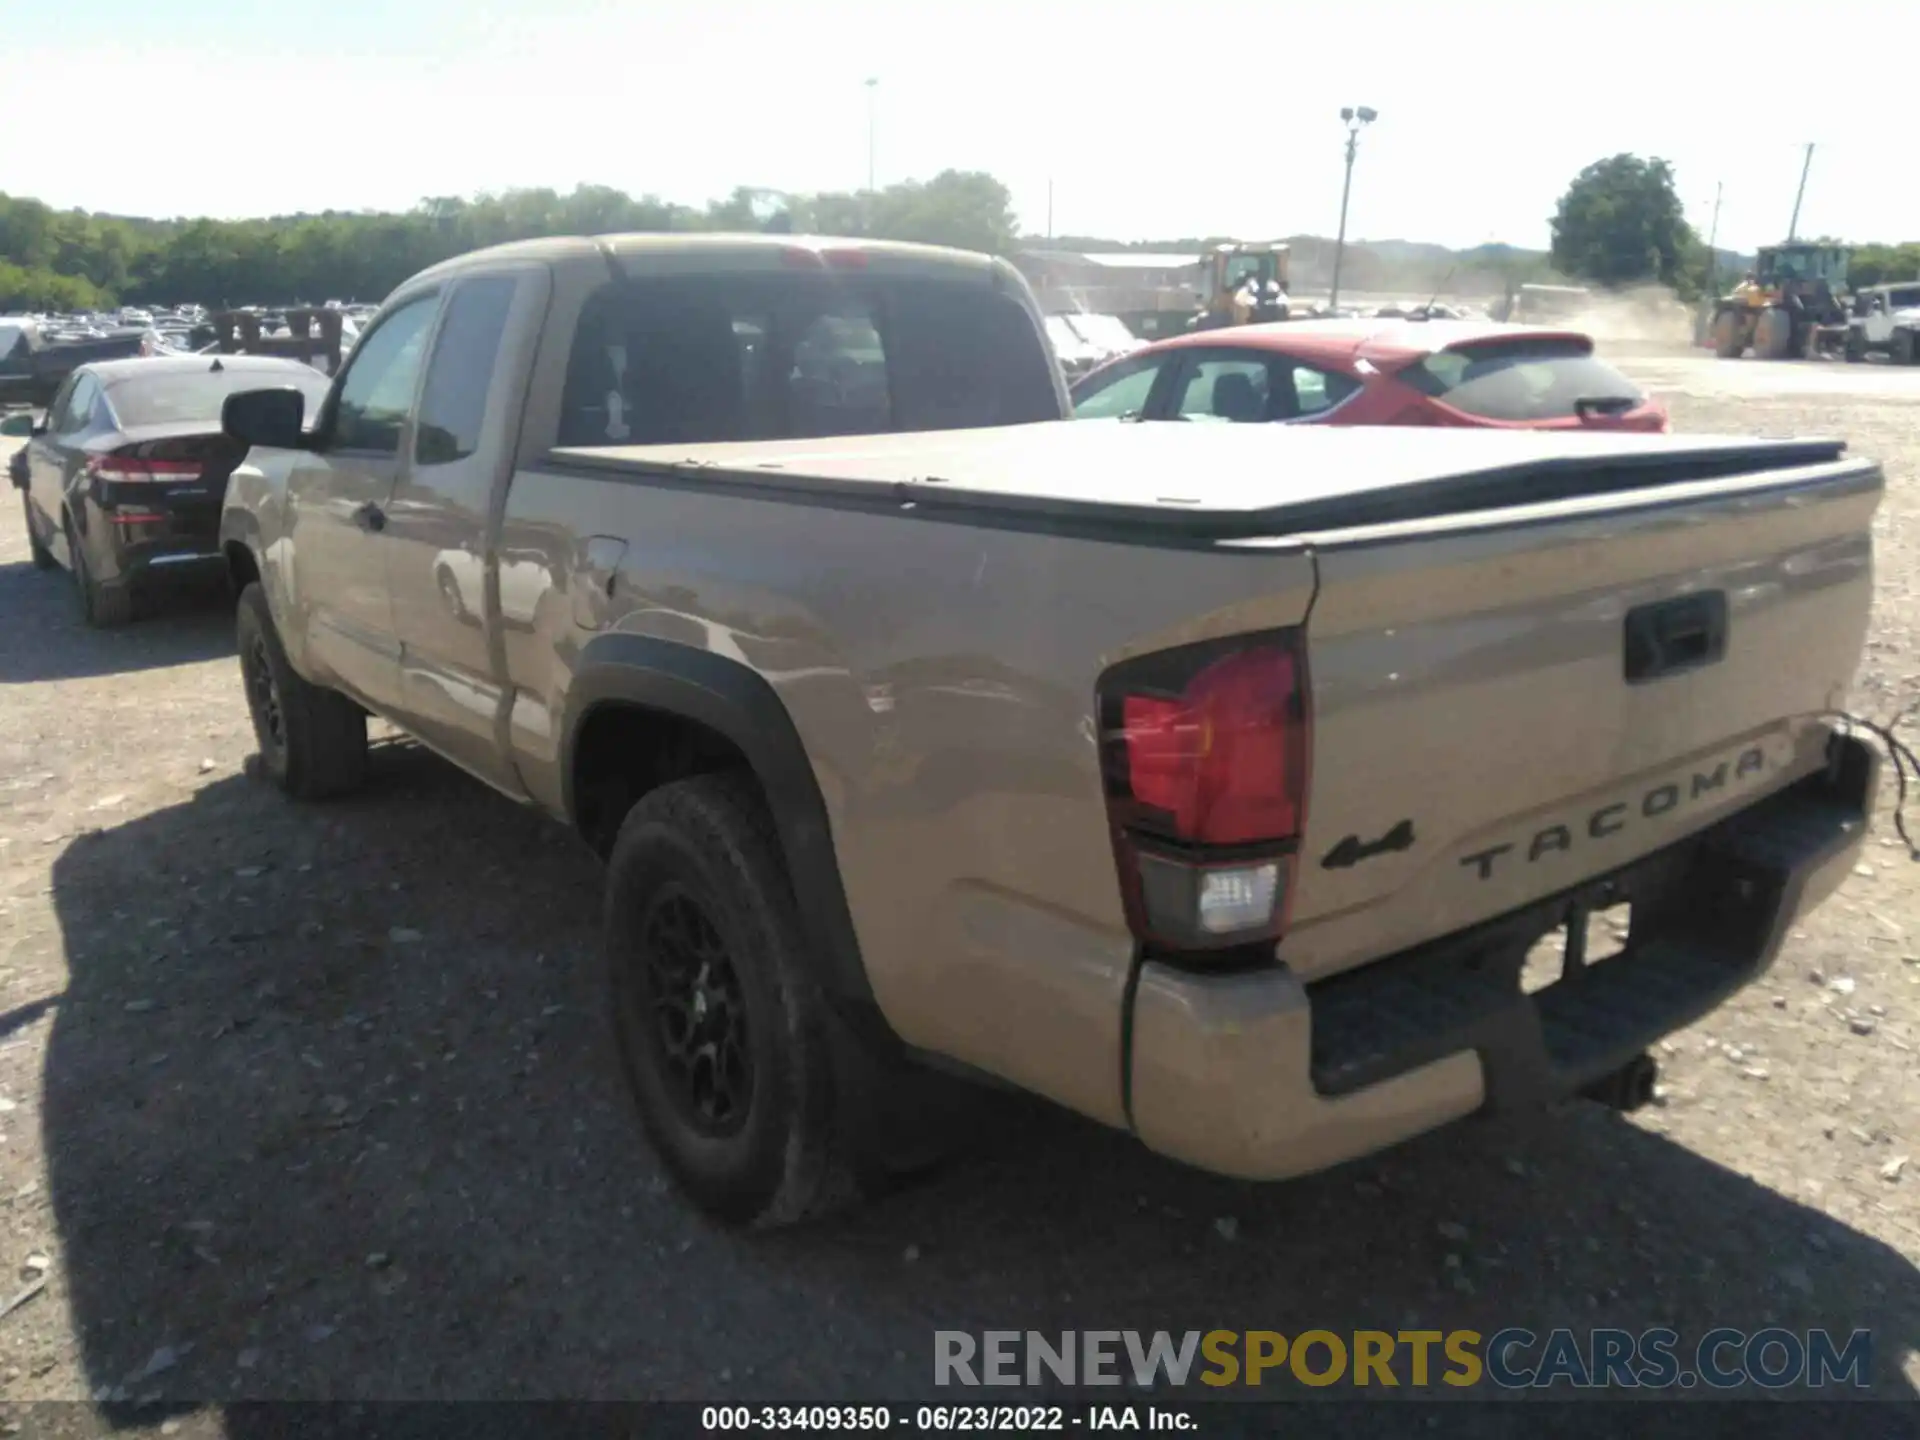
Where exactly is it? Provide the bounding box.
[1328,106,1377,312]
[865,78,879,194]
[1787,142,1814,242]
[1705,180,1723,293]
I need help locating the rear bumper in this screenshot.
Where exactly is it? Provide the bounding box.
[1124,733,1876,1181]
[81,501,223,587]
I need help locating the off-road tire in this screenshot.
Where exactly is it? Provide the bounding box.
[1895,329,1917,367]
[24,495,54,570]
[1845,328,1866,363]
[605,771,892,1228]
[69,521,134,627]
[1753,308,1794,361]
[1711,310,1746,359]
[235,582,368,799]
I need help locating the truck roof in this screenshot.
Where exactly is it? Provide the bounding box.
[407,231,1002,287]
[553,421,1852,542]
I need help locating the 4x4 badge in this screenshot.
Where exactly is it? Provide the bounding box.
[1322,819,1415,870]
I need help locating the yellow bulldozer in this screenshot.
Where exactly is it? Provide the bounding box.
[1710,242,1853,360]
[1190,242,1293,330]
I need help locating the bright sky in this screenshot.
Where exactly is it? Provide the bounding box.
[0,0,1905,253]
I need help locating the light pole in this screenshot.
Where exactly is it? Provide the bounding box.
[1327,105,1377,313]
[865,77,878,194]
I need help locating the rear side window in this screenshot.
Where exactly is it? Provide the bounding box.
[1401,339,1642,422]
[557,273,1057,448]
[55,374,101,435]
[1169,354,1361,422]
[1072,358,1160,419]
[415,277,517,465]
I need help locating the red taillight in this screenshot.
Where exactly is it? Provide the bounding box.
[88,455,205,484]
[820,247,869,270]
[1121,647,1303,844]
[1100,634,1311,953]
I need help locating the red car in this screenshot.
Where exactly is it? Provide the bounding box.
[1068,318,1670,432]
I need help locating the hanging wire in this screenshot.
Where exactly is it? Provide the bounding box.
[1828,701,1920,859]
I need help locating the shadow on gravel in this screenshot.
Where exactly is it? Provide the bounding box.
[39,748,1920,1421]
[0,560,232,685]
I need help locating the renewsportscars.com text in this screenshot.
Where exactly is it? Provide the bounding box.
[934,1328,1871,1390]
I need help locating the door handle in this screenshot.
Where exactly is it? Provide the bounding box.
[1624,591,1727,683]
[355,502,387,533]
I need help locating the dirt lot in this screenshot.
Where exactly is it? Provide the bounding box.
[1,356,1917,1427]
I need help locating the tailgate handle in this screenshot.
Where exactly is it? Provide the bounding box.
[1624,592,1727,682]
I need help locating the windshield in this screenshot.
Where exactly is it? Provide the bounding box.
[1045,315,1092,356]
[1062,314,1139,351]
[1401,338,1643,421]
[105,366,332,429]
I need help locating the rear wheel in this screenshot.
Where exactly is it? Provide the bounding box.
[23,495,54,570]
[605,772,900,1228]
[69,522,135,628]
[1845,327,1866,363]
[1895,329,1917,366]
[1711,309,1747,358]
[236,582,368,799]
[1753,308,1794,360]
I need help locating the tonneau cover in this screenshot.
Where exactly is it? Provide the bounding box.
[550,420,1852,540]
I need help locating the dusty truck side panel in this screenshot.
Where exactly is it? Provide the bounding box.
[496,459,1317,1128]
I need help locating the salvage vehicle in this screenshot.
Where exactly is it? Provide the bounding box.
[1070,319,1669,431]
[217,232,1881,1228]
[6,354,332,625]
[0,315,157,407]
[1845,282,1920,365]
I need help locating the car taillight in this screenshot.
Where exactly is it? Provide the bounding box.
[87,455,204,484]
[1098,632,1311,954]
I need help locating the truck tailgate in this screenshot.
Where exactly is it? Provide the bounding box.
[1280,453,1881,981]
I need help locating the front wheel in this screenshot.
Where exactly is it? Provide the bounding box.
[236,582,368,799]
[605,772,878,1228]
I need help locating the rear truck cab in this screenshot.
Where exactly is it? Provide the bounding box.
[216,233,1880,1228]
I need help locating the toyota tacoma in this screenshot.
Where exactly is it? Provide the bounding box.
[215,232,1883,1227]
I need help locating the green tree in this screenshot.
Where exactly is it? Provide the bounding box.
[1851,242,1920,288]
[1549,154,1699,293]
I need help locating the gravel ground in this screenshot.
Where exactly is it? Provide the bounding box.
[0,356,1916,1429]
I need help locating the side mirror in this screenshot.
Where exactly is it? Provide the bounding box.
[0,412,35,439]
[222,387,310,450]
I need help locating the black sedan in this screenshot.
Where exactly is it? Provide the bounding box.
[5,355,331,626]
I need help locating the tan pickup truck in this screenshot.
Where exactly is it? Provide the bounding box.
[217,232,1882,1228]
